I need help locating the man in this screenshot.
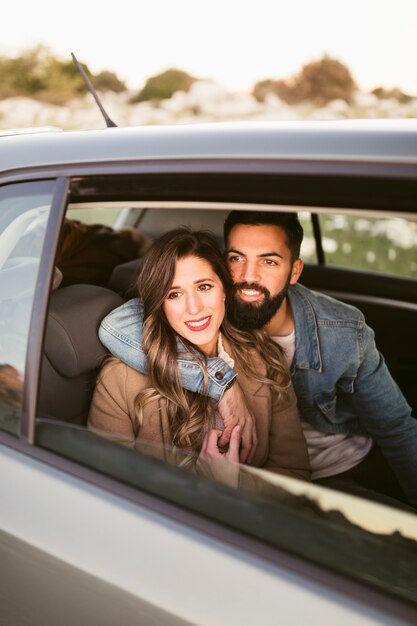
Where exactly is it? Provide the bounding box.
[99,211,417,508]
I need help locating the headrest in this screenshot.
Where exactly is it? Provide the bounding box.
[44,285,123,377]
[108,258,142,298]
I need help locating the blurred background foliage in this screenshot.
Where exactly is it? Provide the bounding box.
[254,56,357,105]
[0,46,126,104]
[299,214,417,279]
[129,68,196,103]
[1,47,413,107]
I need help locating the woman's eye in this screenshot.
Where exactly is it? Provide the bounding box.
[198,283,213,291]
[167,291,182,300]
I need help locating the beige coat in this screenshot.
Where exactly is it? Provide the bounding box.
[88,348,311,484]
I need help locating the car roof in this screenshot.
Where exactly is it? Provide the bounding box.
[1,119,417,175]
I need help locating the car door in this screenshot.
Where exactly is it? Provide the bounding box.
[1,163,417,626]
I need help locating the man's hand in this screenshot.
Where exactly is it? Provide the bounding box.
[217,383,258,464]
[197,426,241,488]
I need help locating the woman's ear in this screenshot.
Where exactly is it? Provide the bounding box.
[290,259,304,285]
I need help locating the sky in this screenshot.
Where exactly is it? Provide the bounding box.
[1,0,416,95]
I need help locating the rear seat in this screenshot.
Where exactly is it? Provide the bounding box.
[38,284,123,425]
[108,258,142,300]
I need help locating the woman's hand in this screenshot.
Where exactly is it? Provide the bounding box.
[217,384,258,465]
[197,425,241,488]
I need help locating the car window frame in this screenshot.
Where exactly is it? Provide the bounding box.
[19,177,69,442]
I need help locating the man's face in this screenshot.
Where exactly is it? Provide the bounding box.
[226,224,302,330]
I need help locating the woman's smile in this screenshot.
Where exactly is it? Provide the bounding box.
[185,315,212,331]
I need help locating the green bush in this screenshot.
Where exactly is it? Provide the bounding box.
[293,55,357,105]
[372,87,413,104]
[130,68,196,103]
[253,55,357,106]
[95,71,126,93]
[0,47,48,99]
[0,46,126,104]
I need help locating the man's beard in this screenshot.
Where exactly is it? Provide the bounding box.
[228,279,290,331]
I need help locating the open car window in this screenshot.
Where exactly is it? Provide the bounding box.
[31,195,417,607]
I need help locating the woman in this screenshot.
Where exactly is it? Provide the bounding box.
[88,229,310,488]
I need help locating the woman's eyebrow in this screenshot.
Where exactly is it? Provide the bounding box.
[169,278,214,289]
[195,278,215,283]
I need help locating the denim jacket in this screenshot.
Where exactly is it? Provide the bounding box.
[99,283,417,505]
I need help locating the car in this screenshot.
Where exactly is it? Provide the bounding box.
[1,120,417,625]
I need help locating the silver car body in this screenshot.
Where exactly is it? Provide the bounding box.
[1,120,417,625]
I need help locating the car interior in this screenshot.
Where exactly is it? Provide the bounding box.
[38,284,123,425]
[36,203,417,433]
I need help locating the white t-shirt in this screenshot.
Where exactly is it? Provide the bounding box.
[274,330,373,480]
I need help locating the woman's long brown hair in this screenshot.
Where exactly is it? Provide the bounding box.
[135,228,290,465]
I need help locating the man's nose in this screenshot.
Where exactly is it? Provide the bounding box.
[240,261,259,283]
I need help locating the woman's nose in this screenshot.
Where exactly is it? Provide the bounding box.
[186,292,203,315]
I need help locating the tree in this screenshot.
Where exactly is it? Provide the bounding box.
[130,68,196,103]
[0,46,48,98]
[372,87,412,104]
[253,55,357,106]
[95,71,126,93]
[292,55,357,105]
[253,80,275,102]
[0,46,126,104]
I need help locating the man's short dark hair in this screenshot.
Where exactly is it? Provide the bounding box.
[224,211,304,262]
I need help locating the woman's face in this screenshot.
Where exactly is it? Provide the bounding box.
[163,255,226,356]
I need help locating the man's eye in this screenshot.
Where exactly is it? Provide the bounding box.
[228,255,243,263]
[167,291,182,300]
[264,259,278,266]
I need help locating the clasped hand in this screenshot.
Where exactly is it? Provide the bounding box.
[217,382,258,464]
[197,425,241,488]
